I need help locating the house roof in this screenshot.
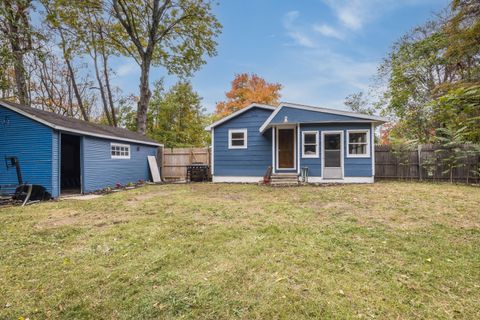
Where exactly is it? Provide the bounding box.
[0,100,163,147]
[204,103,276,131]
[259,102,389,133]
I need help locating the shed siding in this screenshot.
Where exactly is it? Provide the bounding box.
[214,107,273,176]
[82,136,157,192]
[299,123,373,177]
[51,131,60,198]
[271,106,371,125]
[0,106,54,194]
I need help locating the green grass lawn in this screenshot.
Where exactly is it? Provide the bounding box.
[1,182,479,319]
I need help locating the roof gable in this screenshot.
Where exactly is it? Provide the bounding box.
[205,104,276,131]
[0,100,162,146]
[259,102,387,132]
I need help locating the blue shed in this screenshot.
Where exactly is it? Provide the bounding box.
[0,100,162,198]
[205,102,387,183]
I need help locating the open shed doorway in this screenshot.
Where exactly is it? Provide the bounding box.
[61,134,81,195]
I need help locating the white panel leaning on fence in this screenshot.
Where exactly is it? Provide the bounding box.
[147,156,161,183]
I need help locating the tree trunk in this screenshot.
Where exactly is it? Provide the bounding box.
[101,52,117,127]
[137,61,151,134]
[64,57,89,121]
[98,28,117,127]
[12,50,28,105]
[90,31,112,126]
[7,20,28,105]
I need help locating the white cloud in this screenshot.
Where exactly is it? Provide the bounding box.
[313,24,344,40]
[283,11,316,48]
[321,0,439,31]
[116,60,139,77]
[287,31,316,48]
[277,48,379,109]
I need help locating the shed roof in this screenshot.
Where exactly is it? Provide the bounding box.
[0,100,162,147]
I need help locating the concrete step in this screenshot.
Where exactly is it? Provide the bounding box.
[270,181,299,187]
[269,173,299,186]
[270,174,299,180]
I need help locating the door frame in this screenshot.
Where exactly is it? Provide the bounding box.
[59,132,84,195]
[275,125,297,171]
[321,130,344,179]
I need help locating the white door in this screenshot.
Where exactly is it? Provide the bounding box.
[323,132,343,179]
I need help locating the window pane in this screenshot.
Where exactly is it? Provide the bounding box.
[231,132,244,139]
[325,134,340,150]
[304,133,316,144]
[349,132,367,143]
[304,144,316,155]
[349,143,367,155]
[231,139,244,146]
[325,150,341,167]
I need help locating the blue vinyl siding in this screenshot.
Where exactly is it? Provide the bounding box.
[214,107,273,176]
[82,136,157,192]
[52,131,60,197]
[0,106,54,195]
[271,106,371,124]
[299,123,373,177]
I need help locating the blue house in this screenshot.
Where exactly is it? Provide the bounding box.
[0,100,162,198]
[205,102,387,183]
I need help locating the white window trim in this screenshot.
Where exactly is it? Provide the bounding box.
[346,129,371,158]
[111,142,131,159]
[228,129,247,149]
[301,131,319,158]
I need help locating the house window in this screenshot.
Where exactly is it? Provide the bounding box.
[302,131,319,158]
[228,129,247,149]
[347,130,370,157]
[111,143,131,159]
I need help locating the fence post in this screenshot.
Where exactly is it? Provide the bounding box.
[418,145,422,181]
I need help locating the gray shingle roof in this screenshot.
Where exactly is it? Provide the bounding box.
[1,100,162,146]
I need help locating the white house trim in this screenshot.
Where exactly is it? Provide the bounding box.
[301,130,319,158]
[271,126,276,174]
[228,128,248,149]
[211,127,215,175]
[371,123,375,177]
[212,176,262,183]
[275,125,297,171]
[0,101,163,147]
[308,176,374,184]
[321,130,344,179]
[205,103,276,131]
[346,129,371,158]
[297,123,301,175]
[259,102,388,133]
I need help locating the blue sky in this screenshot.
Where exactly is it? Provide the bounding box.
[110,0,450,113]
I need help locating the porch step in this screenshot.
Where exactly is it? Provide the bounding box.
[270,173,299,186]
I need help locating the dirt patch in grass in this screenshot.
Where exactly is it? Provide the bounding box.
[35,210,131,229]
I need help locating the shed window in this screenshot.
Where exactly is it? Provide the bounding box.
[228,129,247,149]
[302,131,319,158]
[347,130,370,158]
[111,143,131,159]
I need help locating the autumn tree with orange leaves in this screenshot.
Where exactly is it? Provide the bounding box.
[215,73,282,117]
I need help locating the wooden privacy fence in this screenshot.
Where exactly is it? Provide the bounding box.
[375,144,480,183]
[160,145,480,183]
[162,147,211,181]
